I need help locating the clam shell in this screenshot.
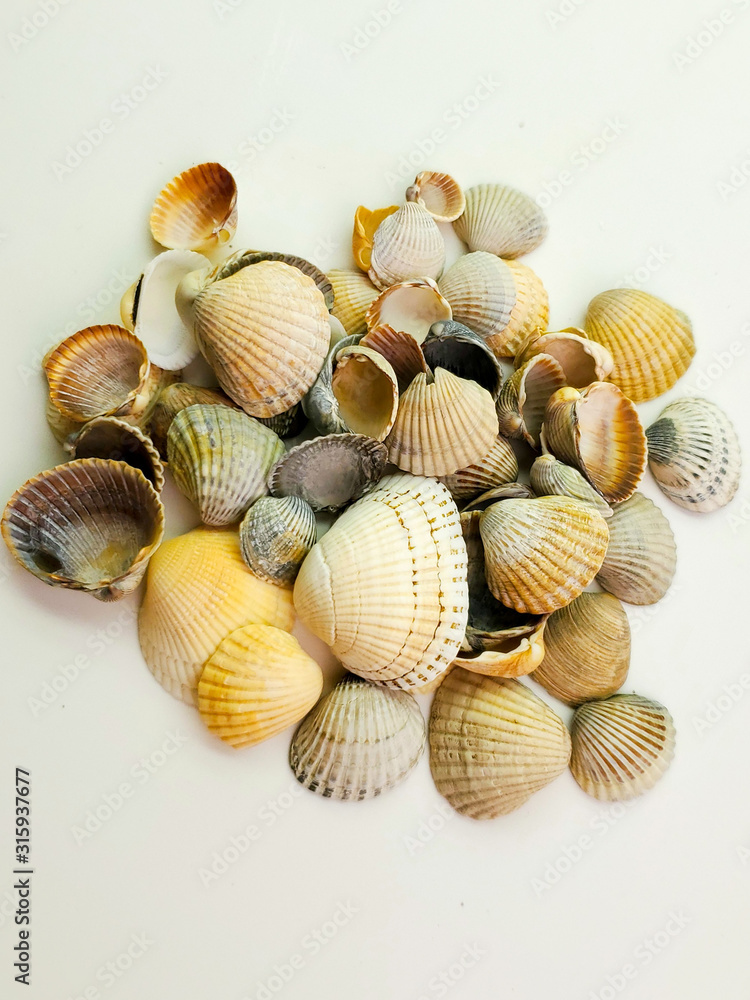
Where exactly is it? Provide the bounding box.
[302,333,362,435]
[352,205,399,271]
[437,252,516,347]
[239,495,316,587]
[167,404,285,525]
[422,321,503,398]
[584,289,696,403]
[515,328,614,387]
[543,382,647,502]
[293,473,468,689]
[360,326,430,391]
[214,250,334,311]
[438,434,518,501]
[330,345,399,440]
[138,526,294,705]
[290,675,426,800]
[387,369,499,477]
[429,670,571,819]
[198,625,322,749]
[368,202,445,289]
[269,433,387,512]
[480,496,610,614]
[496,354,566,448]
[328,269,379,337]
[596,492,676,605]
[71,417,164,492]
[148,382,238,458]
[530,452,612,517]
[2,459,164,601]
[365,278,452,344]
[495,260,550,358]
[405,171,465,222]
[646,397,741,512]
[453,184,548,259]
[531,592,630,706]
[570,694,675,801]
[149,162,237,252]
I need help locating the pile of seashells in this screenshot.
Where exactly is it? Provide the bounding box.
[2,163,742,817]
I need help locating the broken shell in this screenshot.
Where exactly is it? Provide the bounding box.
[570,694,675,801]
[462,483,535,512]
[239,495,316,587]
[422,321,503,398]
[365,278,452,344]
[289,675,426,800]
[646,397,741,513]
[480,496,609,614]
[148,382,238,457]
[584,289,696,403]
[437,252,516,348]
[198,624,323,749]
[352,204,399,271]
[368,202,445,290]
[543,382,647,502]
[454,184,548,259]
[496,354,566,448]
[360,326,430,391]
[515,328,614,387]
[328,269,379,337]
[405,171,465,223]
[596,492,676,605]
[70,416,164,492]
[438,434,518,501]
[167,404,284,525]
[530,452,612,518]
[2,459,164,601]
[149,162,238,252]
[531,592,630,706]
[270,433,387,512]
[495,260,550,358]
[138,526,294,705]
[429,670,571,819]
[293,473,468,690]
[330,345,399,440]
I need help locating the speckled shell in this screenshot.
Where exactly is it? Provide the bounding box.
[239,495,316,587]
[148,382,238,458]
[515,328,614,387]
[328,269,379,337]
[596,492,676,605]
[496,355,566,448]
[438,435,518,501]
[352,204,399,271]
[530,452,612,518]
[368,203,445,289]
[437,252,517,347]
[330,345,399,440]
[71,416,164,492]
[149,162,238,252]
[453,184,548,259]
[365,278,452,344]
[406,171,465,222]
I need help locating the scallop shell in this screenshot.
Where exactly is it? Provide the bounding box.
[429,670,571,819]
[270,433,387,512]
[138,526,295,705]
[515,328,614,387]
[570,694,675,801]
[496,260,550,358]
[289,675,426,800]
[387,369,499,477]
[70,417,164,492]
[438,434,518,501]
[328,269,379,337]
[368,202,445,290]
[454,184,548,259]
[596,492,676,605]
[330,345,399,440]
[531,592,630,706]
[215,250,334,311]
[149,162,238,252]
[437,252,516,347]
[480,496,610,614]
[148,382,238,458]
[365,278,452,344]
[496,354,566,448]
[2,459,164,601]
[584,289,696,403]
[352,205,399,271]
[293,473,468,689]
[530,452,612,518]
[646,397,741,512]
[167,404,285,525]
[360,326,430,391]
[422,321,503,399]
[198,625,323,749]
[405,171,465,222]
[239,495,316,587]
[543,382,647,502]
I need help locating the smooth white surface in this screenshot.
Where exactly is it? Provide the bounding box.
[2,1,749,998]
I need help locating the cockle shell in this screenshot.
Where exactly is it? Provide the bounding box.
[454,184,548,259]
[198,625,323,749]
[70,416,165,492]
[438,434,518,501]
[239,495,316,587]
[360,326,430,391]
[167,404,284,525]
[289,675,426,800]
[531,592,630,706]
[570,694,675,801]
[422,321,503,398]
[302,333,361,435]
[328,269,379,337]
[138,526,294,705]
[480,496,610,614]
[584,289,696,403]
[368,202,445,289]
[515,328,614,387]
[646,397,741,512]
[497,260,550,359]
[496,354,566,448]
[45,392,85,444]
[429,670,571,819]
[530,452,612,518]
[149,162,238,252]
[352,204,399,271]
[330,345,399,440]
[405,170,465,222]
[437,252,516,348]
[215,250,334,310]
[596,492,676,605]
[365,278,452,344]
[2,459,164,601]
[293,473,468,690]
[543,382,647,502]
[148,382,238,458]
[462,483,535,512]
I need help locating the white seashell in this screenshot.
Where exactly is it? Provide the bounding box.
[365,278,451,344]
[454,184,548,258]
[405,170,465,222]
[368,203,445,289]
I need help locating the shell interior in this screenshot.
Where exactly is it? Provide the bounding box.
[270,434,388,512]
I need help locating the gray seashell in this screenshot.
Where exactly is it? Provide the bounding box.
[239,496,316,586]
[302,333,362,435]
[530,452,612,517]
[70,416,165,492]
[596,492,676,605]
[453,183,548,258]
[423,320,503,398]
[148,382,238,458]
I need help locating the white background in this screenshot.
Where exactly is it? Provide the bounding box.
[1,1,749,998]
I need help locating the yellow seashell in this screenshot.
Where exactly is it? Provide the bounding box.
[330,345,399,440]
[328,269,379,337]
[149,162,238,252]
[405,171,465,222]
[352,204,399,271]
[492,260,550,358]
[368,203,445,290]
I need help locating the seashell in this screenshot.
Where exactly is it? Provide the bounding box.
[198,625,323,749]
[438,434,518,501]
[149,162,237,252]
[70,417,164,492]
[45,392,82,444]
[531,592,630,706]
[365,278,452,344]
[148,382,238,457]
[570,694,675,801]
[239,495,316,587]
[289,675,426,800]
[496,354,565,448]
[387,369,498,477]
[138,526,295,705]
[429,670,571,819]
[352,204,399,271]
[480,496,609,614]
[454,184,548,259]
[596,492,676,605]
[330,345,399,440]
[437,252,516,349]
[405,170,465,222]
[494,260,550,359]
[256,403,307,440]
[368,202,445,290]
[530,451,612,517]
[168,404,284,525]
[294,473,468,689]
[462,483,535,512]
[270,433,387,512]
[119,277,139,331]
[646,397,741,513]
[584,289,696,403]
[130,363,179,426]
[2,459,164,601]
[212,249,334,311]
[543,382,647,502]
[360,326,430,391]
[177,260,329,418]
[515,328,614,387]
[302,333,362,435]
[422,321,503,398]
[328,269,379,337]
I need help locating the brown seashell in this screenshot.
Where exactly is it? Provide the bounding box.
[405,171,465,222]
[496,354,566,448]
[70,416,164,492]
[360,326,430,391]
[149,162,237,252]
[515,328,614,387]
